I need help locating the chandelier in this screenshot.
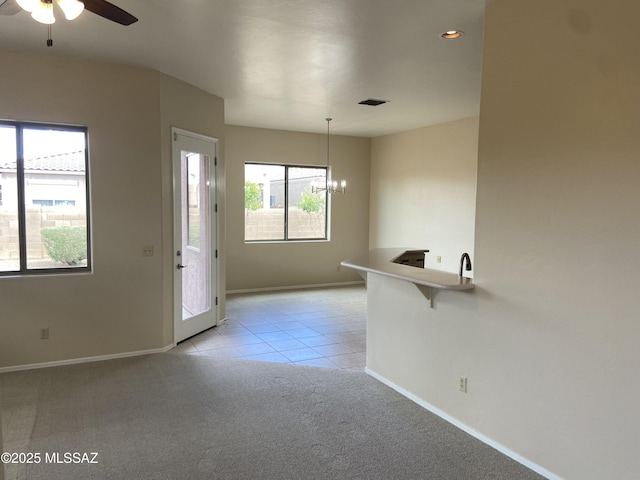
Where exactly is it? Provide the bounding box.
[312,118,346,195]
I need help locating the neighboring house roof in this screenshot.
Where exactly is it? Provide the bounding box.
[0,151,85,172]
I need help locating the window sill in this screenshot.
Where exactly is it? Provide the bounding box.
[244,239,330,245]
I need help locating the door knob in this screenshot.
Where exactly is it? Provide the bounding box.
[177,264,187,270]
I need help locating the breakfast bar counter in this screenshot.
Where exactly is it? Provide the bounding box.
[341,248,474,307]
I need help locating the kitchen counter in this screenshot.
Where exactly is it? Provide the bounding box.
[341,248,474,307]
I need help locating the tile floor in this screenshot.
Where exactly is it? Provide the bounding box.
[171,284,367,370]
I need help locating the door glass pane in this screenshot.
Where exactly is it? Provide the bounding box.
[244,163,285,241]
[181,151,211,320]
[186,154,201,249]
[288,166,327,239]
[22,128,88,270]
[0,125,19,272]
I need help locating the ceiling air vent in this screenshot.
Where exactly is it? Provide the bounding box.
[358,98,389,106]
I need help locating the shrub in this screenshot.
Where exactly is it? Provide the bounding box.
[244,181,262,212]
[40,226,87,265]
[297,188,325,216]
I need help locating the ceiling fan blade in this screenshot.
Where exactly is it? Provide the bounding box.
[82,0,137,25]
[0,0,22,16]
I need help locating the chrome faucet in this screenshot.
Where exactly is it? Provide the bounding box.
[459,253,472,277]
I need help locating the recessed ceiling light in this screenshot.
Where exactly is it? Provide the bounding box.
[441,30,464,39]
[358,98,389,106]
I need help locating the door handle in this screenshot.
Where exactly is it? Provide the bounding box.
[176,264,187,270]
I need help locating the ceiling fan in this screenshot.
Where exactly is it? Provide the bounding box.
[0,0,137,26]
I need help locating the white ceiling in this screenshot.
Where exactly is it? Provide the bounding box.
[0,0,487,137]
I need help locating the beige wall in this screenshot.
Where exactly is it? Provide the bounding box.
[159,73,226,344]
[369,116,478,274]
[474,1,640,476]
[366,1,640,479]
[0,51,224,368]
[225,125,370,291]
[0,401,3,480]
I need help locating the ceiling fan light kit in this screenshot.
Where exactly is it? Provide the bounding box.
[18,0,82,23]
[29,0,54,24]
[12,0,138,46]
[16,0,39,12]
[57,0,84,20]
[15,0,136,25]
[18,0,51,24]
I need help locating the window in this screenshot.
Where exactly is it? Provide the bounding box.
[0,121,91,275]
[186,153,204,250]
[245,163,328,241]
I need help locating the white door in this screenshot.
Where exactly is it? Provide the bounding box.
[173,128,219,343]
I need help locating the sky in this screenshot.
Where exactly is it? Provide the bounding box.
[0,125,85,164]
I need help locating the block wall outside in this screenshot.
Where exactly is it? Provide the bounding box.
[0,206,86,263]
[244,207,325,241]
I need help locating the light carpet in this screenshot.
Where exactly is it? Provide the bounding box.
[1,354,545,479]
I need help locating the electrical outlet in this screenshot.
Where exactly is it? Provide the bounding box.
[436,256,442,263]
[142,245,154,257]
[40,327,50,340]
[459,376,467,393]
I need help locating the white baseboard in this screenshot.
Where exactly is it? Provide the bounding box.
[365,367,562,480]
[226,280,364,295]
[0,345,176,374]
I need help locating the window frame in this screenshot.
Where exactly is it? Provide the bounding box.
[244,162,329,243]
[0,120,92,277]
